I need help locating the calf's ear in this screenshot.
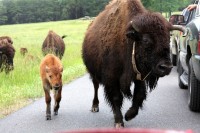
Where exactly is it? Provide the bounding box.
[45,66,50,73]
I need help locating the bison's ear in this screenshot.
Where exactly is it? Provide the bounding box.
[126,21,141,41]
[126,29,140,41]
[45,66,50,73]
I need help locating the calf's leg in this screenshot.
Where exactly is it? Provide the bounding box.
[91,78,99,112]
[125,80,146,121]
[54,87,62,115]
[44,89,51,120]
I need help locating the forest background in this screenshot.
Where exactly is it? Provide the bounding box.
[0,0,194,25]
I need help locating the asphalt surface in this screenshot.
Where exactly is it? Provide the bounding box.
[0,67,200,133]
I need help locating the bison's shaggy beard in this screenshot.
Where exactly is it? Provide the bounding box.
[146,75,159,91]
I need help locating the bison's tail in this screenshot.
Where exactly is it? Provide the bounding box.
[62,35,67,39]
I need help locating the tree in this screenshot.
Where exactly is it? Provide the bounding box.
[0,2,7,24]
[0,0,191,25]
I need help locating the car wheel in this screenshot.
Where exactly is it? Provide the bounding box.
[178,58,187,89]
[171,54,177,66]
[188,59,200,112]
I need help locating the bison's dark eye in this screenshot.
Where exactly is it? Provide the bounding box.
[49,75,52,79]
[142,34,152,44]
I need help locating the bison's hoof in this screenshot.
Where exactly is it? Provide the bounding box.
[91,106,99,112]
[46,115,51,120]
[54,111,58,115]
[125,107,138,121]
[114,123,124,129]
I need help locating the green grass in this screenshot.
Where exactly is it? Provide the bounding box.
[0,20,91,118]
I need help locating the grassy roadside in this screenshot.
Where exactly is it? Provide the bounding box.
[0,20,91,118]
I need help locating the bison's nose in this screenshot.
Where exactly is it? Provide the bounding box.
[54,83,60,90]
[156,62,173,76]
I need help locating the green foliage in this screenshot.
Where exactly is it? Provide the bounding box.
[142,0,191,18]
[0,2,7,24]
[0,0,192,25]
[142,0,191,12]
[0,0,109,24]
[0,19,90,117]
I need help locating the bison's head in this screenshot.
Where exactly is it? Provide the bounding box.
[0,43,15,74]
[126,12,186,84]
[45,66,63,90]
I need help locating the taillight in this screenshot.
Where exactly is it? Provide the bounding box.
[198,33,200,54]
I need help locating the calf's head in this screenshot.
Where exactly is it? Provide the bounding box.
[45,66,63,90]
[126,12,185,77]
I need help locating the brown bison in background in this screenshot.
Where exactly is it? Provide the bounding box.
[42,30,66,59]
[0,37,15,74]
[20,47,28,56]
[0,36,13,45]
[82,0,186,128]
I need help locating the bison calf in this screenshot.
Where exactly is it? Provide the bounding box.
[20,48,28,56]
[40,54,63,120]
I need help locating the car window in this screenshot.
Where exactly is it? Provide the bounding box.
[195,1,200,17]
[190,9,196,20]
[182,8,190,21]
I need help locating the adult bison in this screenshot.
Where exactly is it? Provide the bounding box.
[42,30,66,59]
[82,0,186,128]
[0,36,13,45]
[0,39,15,73]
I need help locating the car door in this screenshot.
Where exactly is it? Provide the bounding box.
[179,8,196,72]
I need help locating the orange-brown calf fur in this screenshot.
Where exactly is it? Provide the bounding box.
[40,54,63,120]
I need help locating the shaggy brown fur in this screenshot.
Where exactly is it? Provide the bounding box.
[40,54,63,120]
[20,47,28,56]
[82,0,177,128]
[0,38,15,74]
[0,36,13,45]
[42,30,66,59]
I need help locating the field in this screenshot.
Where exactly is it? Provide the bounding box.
[0,20,91,118]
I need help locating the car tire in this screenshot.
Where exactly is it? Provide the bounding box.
[178,58,187,89]
[188,59,200,112]
[171,54,177,66]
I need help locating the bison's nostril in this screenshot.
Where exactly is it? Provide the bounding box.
[158,64,173,72]
[54,84,60,90]
[54,87,59,90]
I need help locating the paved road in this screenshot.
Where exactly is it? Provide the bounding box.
[0,67,200,133]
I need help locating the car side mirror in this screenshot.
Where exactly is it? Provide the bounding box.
[169,15,186,25]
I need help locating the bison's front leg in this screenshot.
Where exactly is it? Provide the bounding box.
[91,78,99,112]
[125,80,146,121]
[54,87,62,115]
[105,85,124,128]
[44,89,51,120]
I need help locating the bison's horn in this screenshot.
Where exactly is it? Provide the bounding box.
[130,21,140,32]
[170,25,188,37]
